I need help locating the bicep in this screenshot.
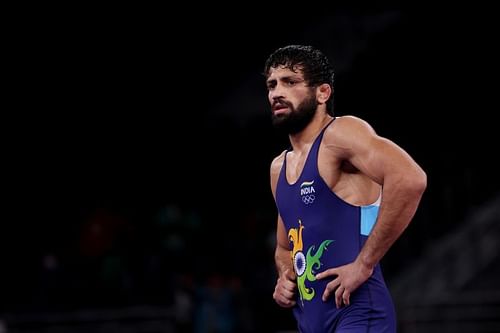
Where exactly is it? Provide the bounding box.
[330,117,419,185]
[353,133,425,187]
[351,136,407,184]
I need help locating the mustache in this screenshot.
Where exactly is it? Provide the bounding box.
[272,98,292,110]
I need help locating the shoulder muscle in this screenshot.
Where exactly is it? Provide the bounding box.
[270,150,286,199]
[323,115,377,159]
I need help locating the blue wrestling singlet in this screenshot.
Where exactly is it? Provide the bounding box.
[275,119,396,332]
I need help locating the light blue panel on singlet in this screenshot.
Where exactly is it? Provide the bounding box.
[361,205,379,236]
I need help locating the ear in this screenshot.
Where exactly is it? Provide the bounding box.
[317,84,332,104]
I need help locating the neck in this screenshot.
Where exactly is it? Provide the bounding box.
[289,112,333,151]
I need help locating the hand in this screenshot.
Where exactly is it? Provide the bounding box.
[315,259,373,308]
[273,268,297,308]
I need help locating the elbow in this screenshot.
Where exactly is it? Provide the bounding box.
[408,168,427,198]
[392,167,427,198]
[417,168,427,194]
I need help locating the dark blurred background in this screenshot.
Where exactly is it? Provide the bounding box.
[3,8,500,333]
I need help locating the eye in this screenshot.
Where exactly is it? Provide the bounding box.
[266,81,276,90]
[285,77,304,86]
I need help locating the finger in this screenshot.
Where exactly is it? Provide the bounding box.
[279,286,295,300]
[316,268,336,280]
[275,281,296,302]
[282,279,296,291]
[335,285,345,308]
[279,299,296,308]
[284,298,296,307]
[273,290,296,308]
[343,289,351,306]
[322,278,340,301]
[277,275,296,292]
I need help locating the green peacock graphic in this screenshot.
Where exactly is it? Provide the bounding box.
[288,220,333,304]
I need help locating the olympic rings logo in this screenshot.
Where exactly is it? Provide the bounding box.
[302,194,315,204]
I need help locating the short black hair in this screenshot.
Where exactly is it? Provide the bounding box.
[264,45,335,115]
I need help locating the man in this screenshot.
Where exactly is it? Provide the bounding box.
[266,45,426,332]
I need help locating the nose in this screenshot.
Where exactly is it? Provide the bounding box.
[269,86,284,102]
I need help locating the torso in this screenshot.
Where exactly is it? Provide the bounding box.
[274,116,381,207]
[272,115,394,332]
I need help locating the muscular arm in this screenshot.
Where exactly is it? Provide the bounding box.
[317,116,427,307]
[270,152,297,307]
[345,117,426,268]
[275,215,293,276]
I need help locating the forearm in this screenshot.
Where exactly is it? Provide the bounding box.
[358,175,426,269]
[275,245,293,276]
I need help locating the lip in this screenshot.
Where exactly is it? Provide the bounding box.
[273,107,289,115]
[273,103,289,114]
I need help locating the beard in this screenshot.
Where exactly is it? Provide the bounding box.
[271,93,318,135]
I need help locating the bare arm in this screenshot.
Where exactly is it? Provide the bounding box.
[347,117,427,269]
[275,215,294,277]
[270,152,297,308]
[317,116,427,307]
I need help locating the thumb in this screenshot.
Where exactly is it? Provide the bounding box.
[284,268,296,280]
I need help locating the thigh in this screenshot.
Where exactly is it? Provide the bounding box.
[336,287,396,333]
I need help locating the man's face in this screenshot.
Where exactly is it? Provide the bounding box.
[266,66,318,134]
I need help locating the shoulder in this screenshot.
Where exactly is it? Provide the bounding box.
[325,115,377,143]
[328,115,376,135]
[322,116,379,158]
[270,150,287,195]
[270,150,287,178]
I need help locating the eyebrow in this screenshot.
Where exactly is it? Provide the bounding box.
[267,75,304,85]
